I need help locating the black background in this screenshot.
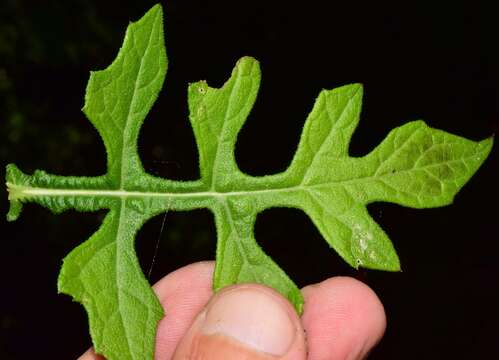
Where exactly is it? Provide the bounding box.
[1,0,498,358]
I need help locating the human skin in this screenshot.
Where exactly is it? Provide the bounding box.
[79,261,386,360]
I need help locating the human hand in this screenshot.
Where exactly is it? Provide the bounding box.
[79,261,386,359]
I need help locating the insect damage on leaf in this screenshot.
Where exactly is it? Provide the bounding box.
[5,4,493,360]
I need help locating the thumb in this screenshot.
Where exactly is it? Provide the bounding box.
[172,284,307,360]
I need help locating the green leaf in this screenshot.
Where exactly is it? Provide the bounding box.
[5,4,494,360]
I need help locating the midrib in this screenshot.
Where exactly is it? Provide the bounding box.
[6,183,303,199]
[7,153,479,201]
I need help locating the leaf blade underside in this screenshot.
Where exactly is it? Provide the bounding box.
[5,4,494,360]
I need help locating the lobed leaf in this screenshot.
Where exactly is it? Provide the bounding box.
[5,4,493,360]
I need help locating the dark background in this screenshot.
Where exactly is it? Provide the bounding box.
[1,0,498,358]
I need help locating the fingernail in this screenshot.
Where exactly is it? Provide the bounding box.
[200,287,295,356]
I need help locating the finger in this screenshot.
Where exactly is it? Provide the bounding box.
[172,284,307,360]
[78,348,104,360]
[78,261,215,360]
[301,276,386,360]
[153,261,215,359]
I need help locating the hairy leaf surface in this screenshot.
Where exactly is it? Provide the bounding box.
[5,4,493,360]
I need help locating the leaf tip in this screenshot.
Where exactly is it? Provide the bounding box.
[320,82,363,103]
[232,56,260,79]
[139,3,164,21]
[479,135,494,156]
[235,56,260,69]
[387,260,402,272]
[340,82,363,94]
[354,249,401,272]
[350,82,364,91]
[462,134,494,184]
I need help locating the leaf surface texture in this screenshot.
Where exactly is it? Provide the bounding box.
[5,4,493,360]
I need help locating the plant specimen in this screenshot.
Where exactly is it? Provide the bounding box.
[5,4,493,359]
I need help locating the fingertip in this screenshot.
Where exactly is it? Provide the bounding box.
[301,276,386,360]
[173,284,307,360]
